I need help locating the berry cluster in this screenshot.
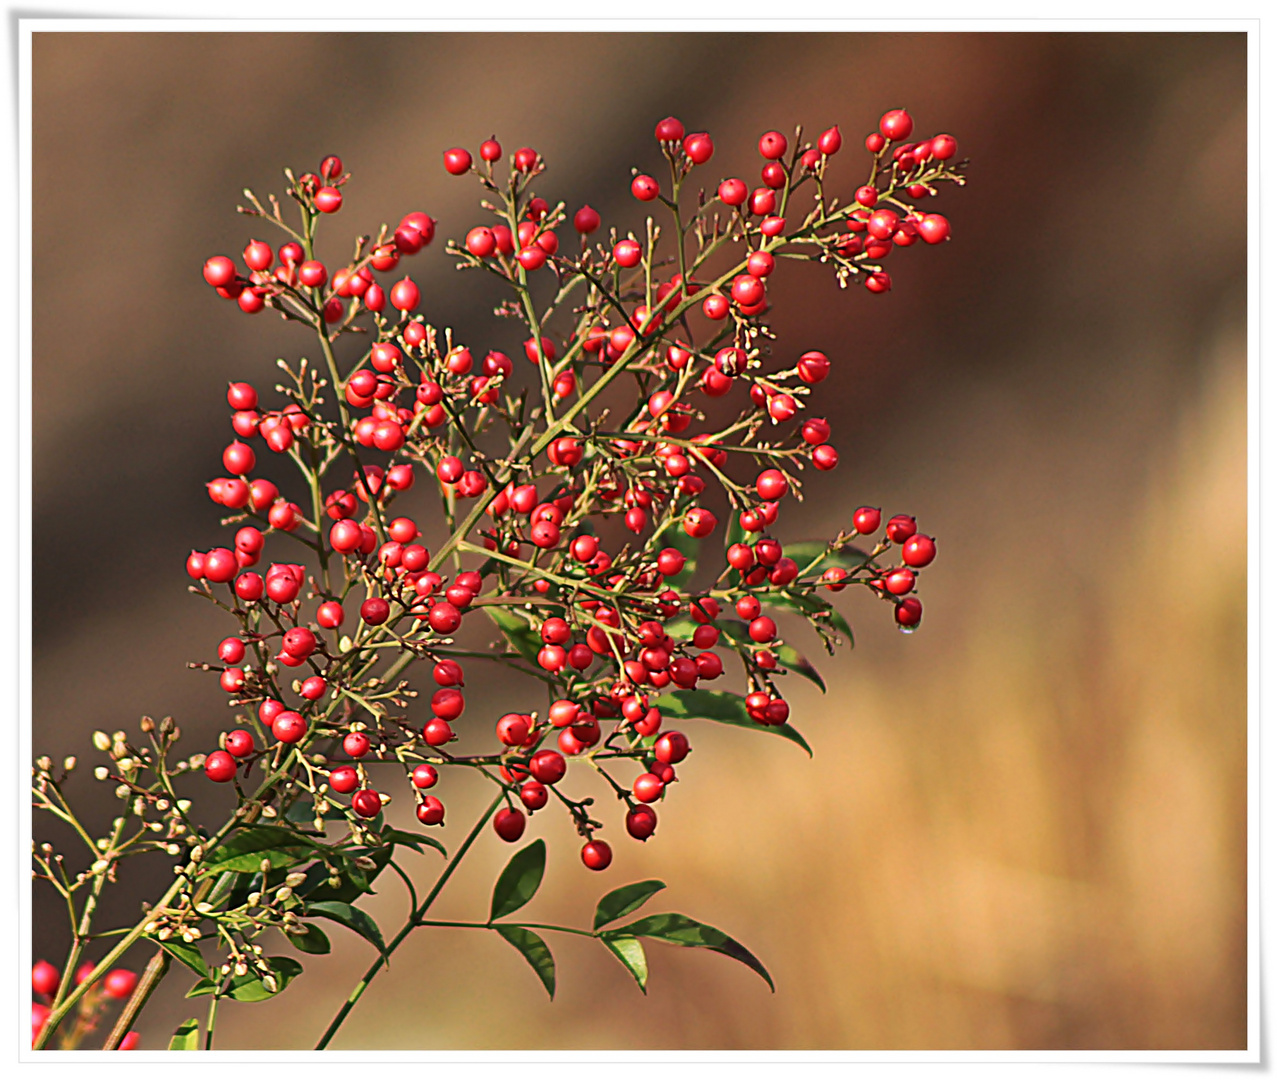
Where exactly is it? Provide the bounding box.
[30,957,138,1049]
[189,107,955,867]
[34,108,963,1051]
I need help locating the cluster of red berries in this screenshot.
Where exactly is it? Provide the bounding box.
[192,108,959,871]
[30,960,138,1049]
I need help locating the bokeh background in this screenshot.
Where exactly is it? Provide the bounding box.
[31,31,1247,1050]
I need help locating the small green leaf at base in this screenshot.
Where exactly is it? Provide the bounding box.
[490,839,546,921]
[593,879,666,930]
[168,1018,200,1050]
[494,925,556,999]
[612,912,774,991]
[599,934,649,993]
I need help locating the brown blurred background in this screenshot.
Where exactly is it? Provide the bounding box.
[31,31,1247,1050]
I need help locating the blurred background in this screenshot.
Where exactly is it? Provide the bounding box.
[31,31,1247,1050]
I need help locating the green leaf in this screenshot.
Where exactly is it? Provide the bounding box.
[168,1018,200,1050]
[490,839,546,920]
[153,938,208,979]
[494,925,556,999]
[305,900,387,957]
[652,689,812,756]
[200,825,314,874]
[599,934,648,993]
[187,957,304,1002]
[593,879,666,930]
[769,591,854,649]
[773,642,827,692]
[485,605,542,665]
[286,923,331,955]
[300,845,393,903]
[783,540,873,575]
[382,827,447,857]
[612,912,774,991]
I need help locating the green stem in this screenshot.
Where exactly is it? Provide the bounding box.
[312,791,505,1049]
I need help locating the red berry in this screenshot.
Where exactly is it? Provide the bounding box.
[818,126,842,155]
[466,227,497,258]
[756,469,789,501]
[886,514,917,543]
[207,747,242,784]
[103,968,138,1000]
[391,277,420,312]
[654,731,690,764]
[901,533,937,568]
[880,109,914,141]
[282,626,316,658]
[918,213,951,244]
[626,805,657,840]
[656,547,685,577]
[812,444,839,470]
[360,597,391,625]
[718,178,747,206]
[613,239,642,268]
[314,187,343,213]
[865,271,891,294]
[655,116,685,142]
[758,130,788,160]
[272,712,307,743]
[895,597,923,628]
[226,729,255,757]
[343,732,370,758]
[631,174,659,201]
[417,796,446,825]
[529,749,566,785]
[203,255,237,288]
[581,840,612,871]
[329,766,359,794]
[443,147,472,175]
[412,764,438,789]
[494,808,526,842]
[352,789,382,818]
[632,772,664,803]
[317,600,344,628]
[573,205,601,234]
[32,961,59,997]
[749,616,778,644]
[520,780,548,810]
[683,132,714,164]
[853,506,882,534]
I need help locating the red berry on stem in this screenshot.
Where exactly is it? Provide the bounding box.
[494,807,526,842]
[581,840,613,870]
[443,147,472,174]
[758,130,788,159]
[352,789,382,818]
[880,109,914,141]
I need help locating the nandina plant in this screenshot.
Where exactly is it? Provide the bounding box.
[31,109,963,1051]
